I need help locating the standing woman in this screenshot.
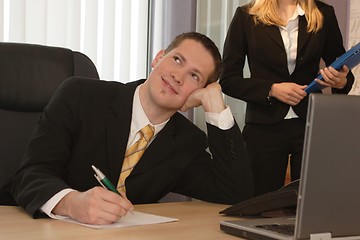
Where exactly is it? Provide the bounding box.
[220,0,354,196]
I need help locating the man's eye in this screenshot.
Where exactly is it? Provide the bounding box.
[174,56,181,64]
[191,73,199,81]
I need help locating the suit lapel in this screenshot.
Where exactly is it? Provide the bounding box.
[261,16,311,56]
[106,82,138,182]
[297,15,311,56]
[262,24,285,51]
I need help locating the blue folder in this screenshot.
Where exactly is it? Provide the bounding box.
[305,41,360,94]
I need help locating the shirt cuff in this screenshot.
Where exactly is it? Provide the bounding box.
[205,106,235,130]
[40,188,76,219]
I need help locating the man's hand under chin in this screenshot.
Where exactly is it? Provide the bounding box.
[180,82,226,113]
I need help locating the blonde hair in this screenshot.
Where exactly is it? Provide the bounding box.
[248,0,323,33]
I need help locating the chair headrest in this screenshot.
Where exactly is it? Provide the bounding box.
[0,42,74,112]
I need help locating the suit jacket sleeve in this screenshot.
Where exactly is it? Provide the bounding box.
[170,121,254,204]
[220,5,275,106]
[11,78,92,217]
[320,4,354,94]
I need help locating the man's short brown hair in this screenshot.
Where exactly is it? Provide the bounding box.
[165,32,222,85]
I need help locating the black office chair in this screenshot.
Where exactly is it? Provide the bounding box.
[0,42,100,205]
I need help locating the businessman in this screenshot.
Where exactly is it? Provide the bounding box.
[12,32,254,225]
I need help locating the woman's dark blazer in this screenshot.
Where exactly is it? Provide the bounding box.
[220,1,354,125]
[12,77,254,218]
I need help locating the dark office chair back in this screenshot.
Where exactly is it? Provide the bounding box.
[0,42,99,205]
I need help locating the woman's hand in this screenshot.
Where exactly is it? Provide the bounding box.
[316,65,349,89]
[269,82,307,106]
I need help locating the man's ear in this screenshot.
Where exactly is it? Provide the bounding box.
[151,49,165,68]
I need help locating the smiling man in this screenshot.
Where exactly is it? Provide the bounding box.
[12,32,254,225]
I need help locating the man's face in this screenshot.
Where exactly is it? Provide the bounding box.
[145,39,215,111]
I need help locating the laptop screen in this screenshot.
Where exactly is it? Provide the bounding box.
[295,94,360,239]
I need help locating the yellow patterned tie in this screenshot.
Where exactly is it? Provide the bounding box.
[117,124,155,192]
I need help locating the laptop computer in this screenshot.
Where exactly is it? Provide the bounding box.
[220,94,360,240]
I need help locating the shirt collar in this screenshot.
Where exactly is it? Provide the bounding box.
[291,4,305,20]
[279,4,304,30]
[131,85,168,136]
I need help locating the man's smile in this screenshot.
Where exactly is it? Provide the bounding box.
[162,77,179,94]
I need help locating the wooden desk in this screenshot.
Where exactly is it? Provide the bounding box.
[0,201,243,240]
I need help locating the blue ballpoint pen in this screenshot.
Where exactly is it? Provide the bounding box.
[92,165,122,196]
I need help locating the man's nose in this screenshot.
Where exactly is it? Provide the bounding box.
[172,71,185,85]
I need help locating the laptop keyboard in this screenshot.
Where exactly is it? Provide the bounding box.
[256,224,295,236]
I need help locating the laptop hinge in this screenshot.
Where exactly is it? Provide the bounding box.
[310,233,360,240]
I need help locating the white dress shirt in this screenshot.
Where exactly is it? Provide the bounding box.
[41,84,235,218]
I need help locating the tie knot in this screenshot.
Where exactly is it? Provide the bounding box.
[140,124,155,142]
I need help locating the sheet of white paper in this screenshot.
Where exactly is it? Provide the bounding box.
[61,211,178,229]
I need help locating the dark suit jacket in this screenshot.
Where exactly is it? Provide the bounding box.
[12,77,254,218]
[220,1,354,124]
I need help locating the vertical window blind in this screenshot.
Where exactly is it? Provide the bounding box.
[0,0,149,83]
[195,0,251,131]
[196,0,250,54]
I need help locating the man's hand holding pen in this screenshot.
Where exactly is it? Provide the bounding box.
[52,166,134,225]
[52,187,133,225]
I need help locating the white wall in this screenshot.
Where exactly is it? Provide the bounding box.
[348,0,360,95]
